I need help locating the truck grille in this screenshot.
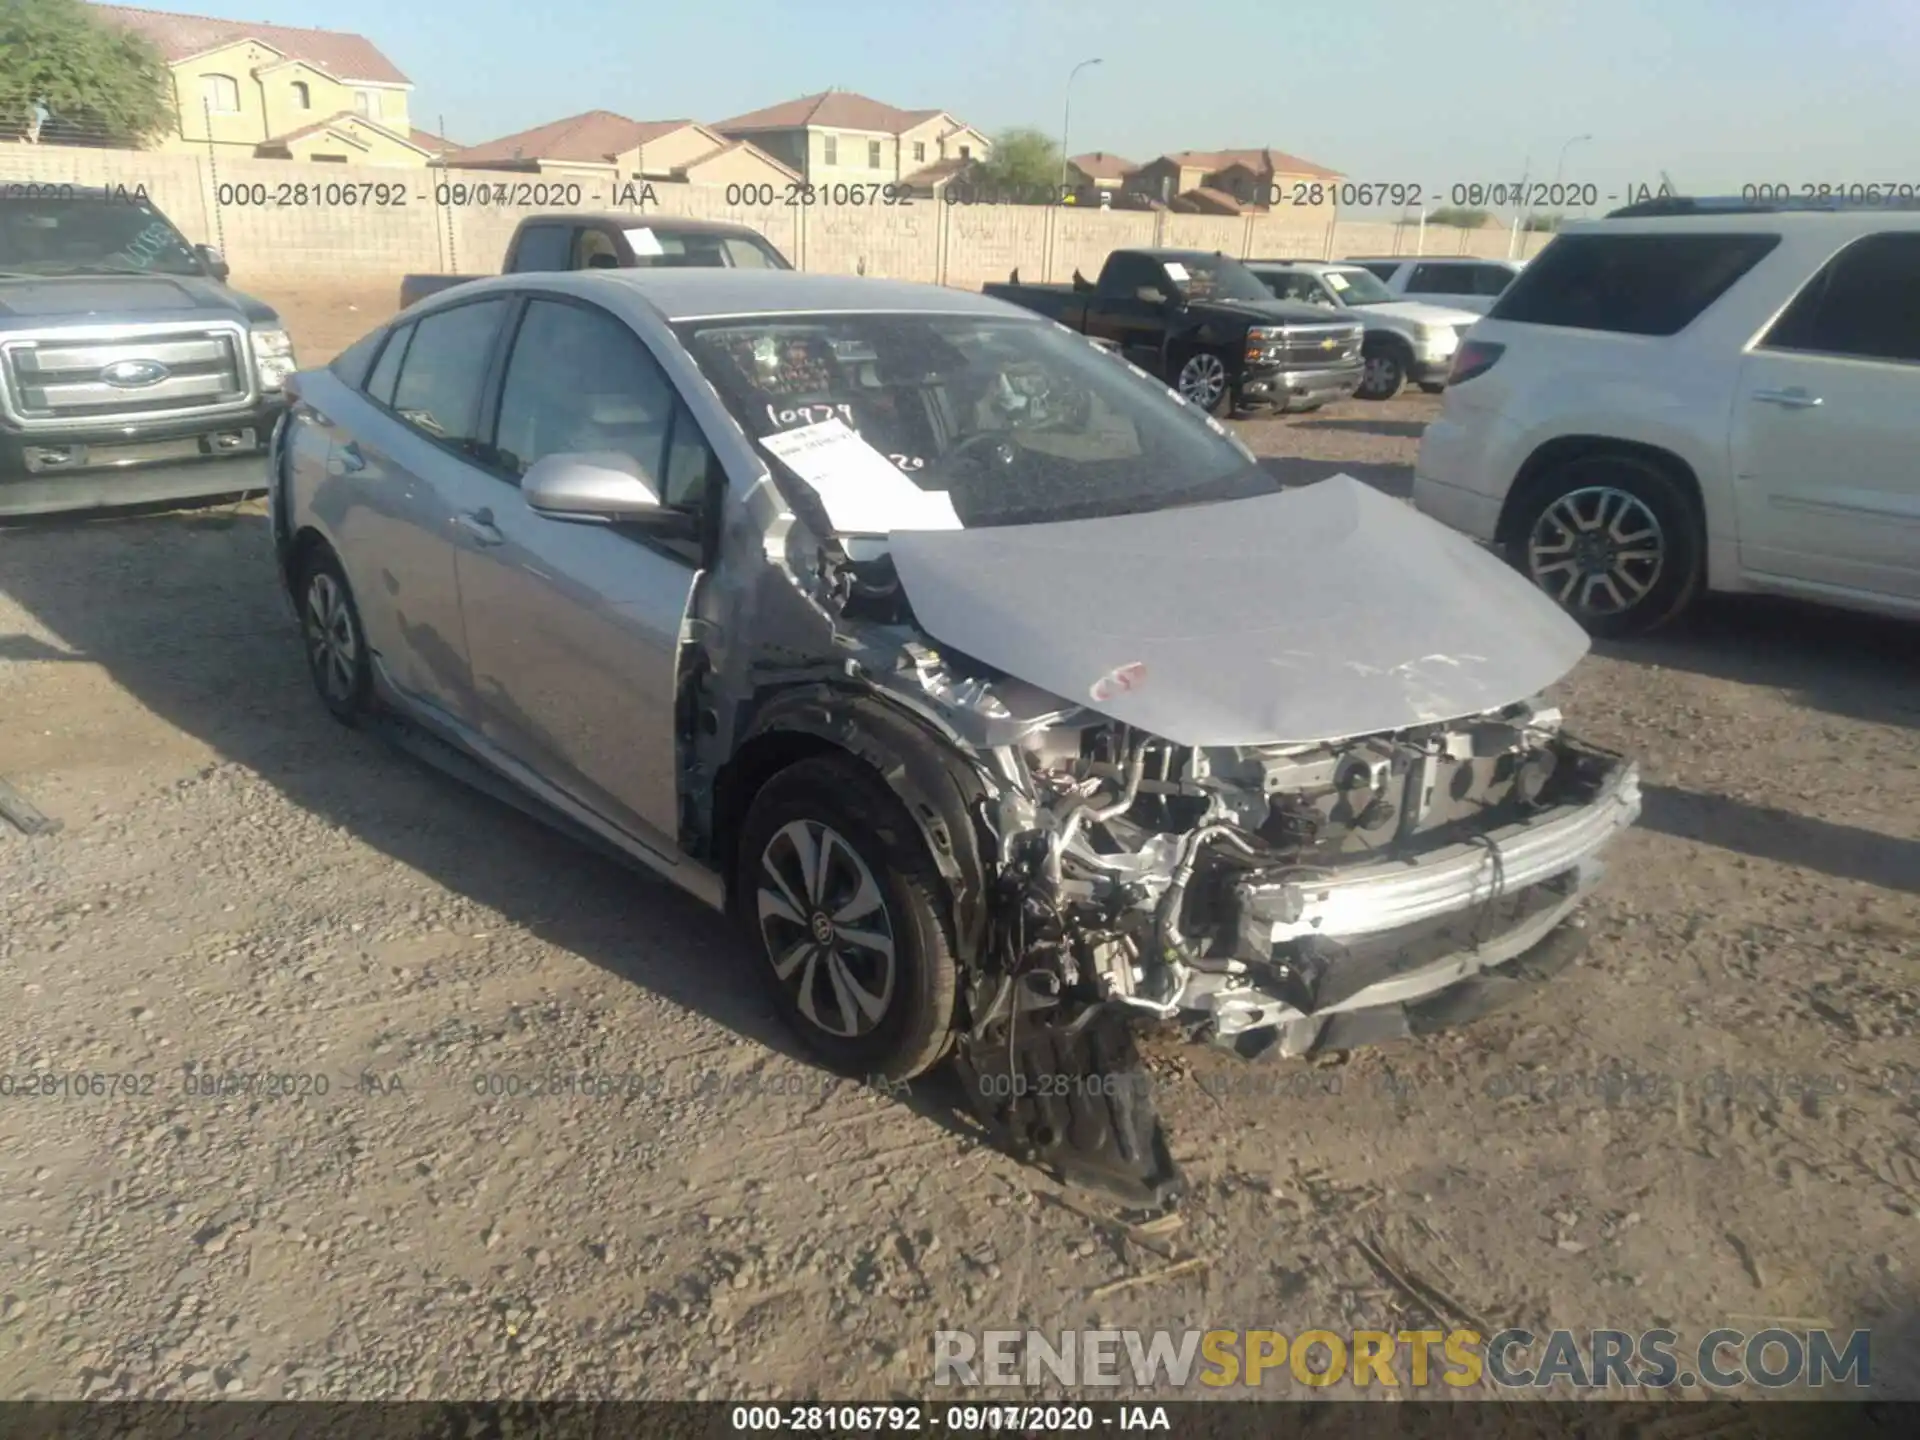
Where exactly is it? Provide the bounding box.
[0,327,250,428]
[1276,326,1363,366]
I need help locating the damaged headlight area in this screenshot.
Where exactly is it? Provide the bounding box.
[877,641,1641,1206]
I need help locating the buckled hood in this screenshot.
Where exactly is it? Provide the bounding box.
[887,474,1591,748]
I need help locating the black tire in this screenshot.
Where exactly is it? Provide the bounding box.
[1506,453,1705,639]
[1356,338,1407,400]
[296,543,372,725]
[1169,347,1236,416]
[734,755,959,1082]
[1418,381,1446,394]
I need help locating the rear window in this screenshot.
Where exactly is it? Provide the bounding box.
[1490,233,1780,335]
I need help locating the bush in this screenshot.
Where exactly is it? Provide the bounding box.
[1426,207,1490,229]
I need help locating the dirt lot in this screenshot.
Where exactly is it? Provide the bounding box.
[1,284,1917,1403]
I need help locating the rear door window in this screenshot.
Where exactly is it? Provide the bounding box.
[1407,262,1471,295]
[1491,233,1780,335]
[388,299,509,451]
[1473,263,1517,296]
[1760,232,1920,364]
[364,322,414,406]
[509,224,572,272]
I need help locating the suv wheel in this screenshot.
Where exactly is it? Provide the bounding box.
[1356,339,1407,400]
[1173,350,1234,415]
[1510,455,1704,638]
[298,545,372,724]
[735,755,959,1082]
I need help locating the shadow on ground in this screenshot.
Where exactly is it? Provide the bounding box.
[0,505,992,1152]
[1598,592,1920,731]
[1639,785,1919,894]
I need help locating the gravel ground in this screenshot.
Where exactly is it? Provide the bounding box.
[2,324,1917,1403]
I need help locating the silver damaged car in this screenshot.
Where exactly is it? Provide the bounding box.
[270,269,1642,1205]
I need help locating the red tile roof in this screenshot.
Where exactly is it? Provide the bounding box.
[715,91,964,136]
[407,127,461,154]
[452,112,700,166]
[1179,186,1246,215]
[90,4,410,84]
[1069,151,1136,181]
[1157,147,1341,180]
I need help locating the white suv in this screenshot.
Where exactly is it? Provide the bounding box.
[1413,199,1920,636]
[1345,257,1525,315]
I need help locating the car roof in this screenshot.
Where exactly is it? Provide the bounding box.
[522,212,773,238]
[1575,201,1920,236]
[436,268,1035,323]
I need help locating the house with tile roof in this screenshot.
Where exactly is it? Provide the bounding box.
[449,112,799,188]
[1064,152,1136,206]
[89,4,433,165]
[713,90,990,190]
[1123,147,1343,214]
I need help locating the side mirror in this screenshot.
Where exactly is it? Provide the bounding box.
[196,244,230,281]
[523,452,687,532]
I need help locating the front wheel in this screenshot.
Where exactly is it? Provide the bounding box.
[735,755,959,1082]
[1508,455,1704,638]
[1356,340,1407,400]
[1172,350,1235,416]
[297,545,372,725]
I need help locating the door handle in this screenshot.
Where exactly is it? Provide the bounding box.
[1752,387,1823,409]
[455,509,504,546]
[327,440,367,474]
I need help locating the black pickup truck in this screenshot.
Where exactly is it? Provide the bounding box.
[984,248,1363,416]
[2,183,292,519]
[399,213,792,310]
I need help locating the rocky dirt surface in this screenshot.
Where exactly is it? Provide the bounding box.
[2,320,1917,1403]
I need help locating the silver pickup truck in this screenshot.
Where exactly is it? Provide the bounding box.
[1,183,294,519]
[397,213,791,311]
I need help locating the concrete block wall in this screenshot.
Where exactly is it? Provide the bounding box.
[3,144,1556,290]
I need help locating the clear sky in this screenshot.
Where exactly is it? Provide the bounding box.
[150,0,1915,211]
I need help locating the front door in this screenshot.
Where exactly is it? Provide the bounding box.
[1730,231,1920,602]
[450,295,719,851]
[328,296,513,722]
[1088,254,1176,372]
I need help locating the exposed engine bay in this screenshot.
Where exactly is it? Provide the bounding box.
[795,552,1642,1207]
[699,474,1643,1208]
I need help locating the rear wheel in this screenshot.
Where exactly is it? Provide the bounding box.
[297,545,371,725]
[1508,454,1704,638]
[1418,381,1446,394]
[735,755,959,1082]
[1356,339,1407,400]
[1172,349,1235,416]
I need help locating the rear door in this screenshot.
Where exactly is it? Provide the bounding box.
[1731,231,1920,601]
[452,294,722,851]
[326,296,513,721]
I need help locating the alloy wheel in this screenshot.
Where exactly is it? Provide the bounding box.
[303,571,359,704]
[1527,485,1666,617]
[1362,354,1402,393]
[757,819,897,1039]
[1176,353,1227,409]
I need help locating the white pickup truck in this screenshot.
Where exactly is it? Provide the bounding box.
[1244,259,1484,400]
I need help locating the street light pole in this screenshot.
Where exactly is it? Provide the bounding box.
[1528,132,1593,252]
[1058,58,1102,202]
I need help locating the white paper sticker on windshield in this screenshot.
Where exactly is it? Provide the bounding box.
[1325,270,1350,291]
[759,419,962,534]
[1162,262,1190,283]
[623,227,664,256]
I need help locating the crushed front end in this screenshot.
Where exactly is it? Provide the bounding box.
[884,649,1640,1206]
